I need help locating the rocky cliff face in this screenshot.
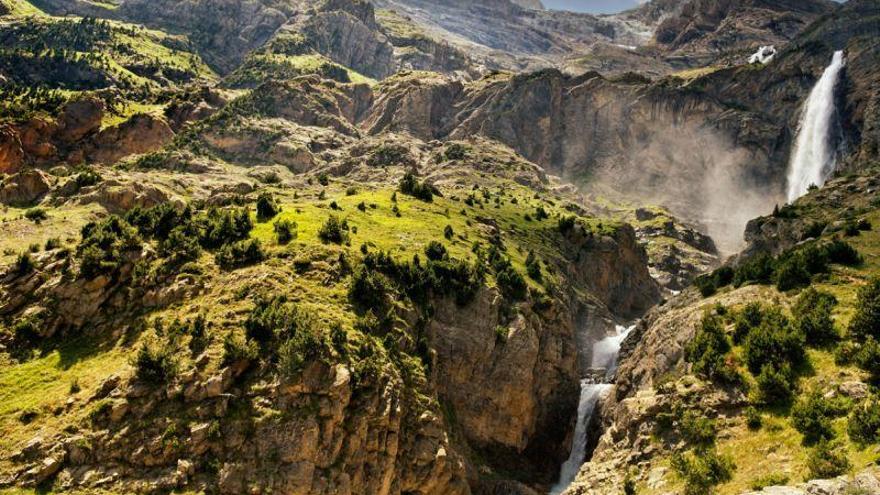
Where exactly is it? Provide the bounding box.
[363,69,783,252]
[652,0,835,64]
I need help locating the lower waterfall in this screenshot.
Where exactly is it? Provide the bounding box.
[549,325,635,494]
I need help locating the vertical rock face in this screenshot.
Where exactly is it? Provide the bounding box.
[0,124,24,175]
[294,0,397,79]
[653,0,836,57]
[363,69,784,251]
[363,72,464,137]
[426,223,658,481]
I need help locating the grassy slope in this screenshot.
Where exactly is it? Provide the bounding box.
[647,182,880,494]
[0,156,626,488]
[0,0,43,16]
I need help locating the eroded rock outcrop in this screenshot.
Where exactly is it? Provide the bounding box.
[0,168,51,205]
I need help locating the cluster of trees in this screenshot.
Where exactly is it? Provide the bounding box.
[350,242,484,311]
[0,85,68,121]
[695,240,862,296]
[685,255,880,482]
[398,172,436,202]
[75,202,266,279]
[8,17,114,53]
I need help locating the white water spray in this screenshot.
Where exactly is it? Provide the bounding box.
[550,325,636,495]
[786,50,846,202]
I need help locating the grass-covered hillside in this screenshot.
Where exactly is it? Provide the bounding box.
[576,167,880,495]
[0,65,665,491]
[0,1,214,123]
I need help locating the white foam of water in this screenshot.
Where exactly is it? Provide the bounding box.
[550,324,635,494]
[786,50,846,202]
[591,324,636,379]
[549,383,612,495]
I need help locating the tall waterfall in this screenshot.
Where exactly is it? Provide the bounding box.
[550,325,635,495]
[786,50,846,202]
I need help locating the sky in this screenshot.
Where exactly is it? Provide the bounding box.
[541,0,643,14]
[542,0,846,14]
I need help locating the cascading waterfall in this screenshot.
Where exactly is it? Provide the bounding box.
[786,50,846,202]
[549,325,636,495]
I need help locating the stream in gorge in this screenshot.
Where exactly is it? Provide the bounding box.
[549,324,636,495]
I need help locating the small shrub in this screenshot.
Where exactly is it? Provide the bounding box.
[754,363,795,405]
[680,409,717,448]
[744,406,762,430]
[806,439,851,479]
[44,238,61,250]
[24,208,47,223]
[733,302,764,344]
[685,313,735,383]
[791,390,837,445]
[444,143,468,161]
[671,449,735,495]
[444,224,454,240]
[853,337,880,381]
[197,207,253,249]
[346,187,358,196]
[525,250,542,282]
[844,221,861,237]
[159,227,202,265]
[424,241,448,261]
[743,308,804,374]
[221,332,258,366]
[367,145,409,167]
[255,192,280,221]
[495,263,527,301]
[793,288,839,346]
[73,169,102,188]
[802,221,828,240]
[14,253,34,276]
[848,277,880,342]
[847,394,880,445]
[216,239,265,269]
[557,215,576,233]
[349,265,389,310]
[774,255,811,291]
[733,253,774,287]
[623,471,637,495]
[750,473,789,490]
[273,219,297,244]
[695,274,718,297]
[318,215,350,244]
[824,240,862,266]
[132,342,177,385]
[535,206,549,221]
[277,327,328,378]
[398,171,434,202]
[77,216,142,279]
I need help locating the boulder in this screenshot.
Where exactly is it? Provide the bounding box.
[0,169,51,205]
[0,124,24,175]
[57,97,104,143]
[89,113,175,164]
[76,180,169,213]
